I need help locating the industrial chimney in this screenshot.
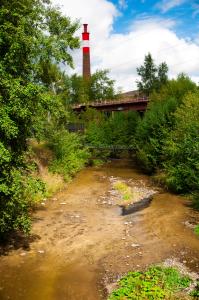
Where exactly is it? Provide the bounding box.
[82,24,91,79]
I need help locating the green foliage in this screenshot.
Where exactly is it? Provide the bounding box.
[114,181,132,201]
[150,73,197,104]
[190,282,199,297]
[163,92,199,193]
[48,130,90,180]
[108,266,192,300]
[89,69,116,101]
[0,0,79,235]
[135,97,177,173]
[67,69,116,104]
[194,225,199,236]
[137,53,168,95]
[85,110,139,159]
[0,168,45,235]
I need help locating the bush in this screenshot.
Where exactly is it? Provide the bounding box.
[0,168,45,236]
[163,92,199,194]
[85,110,139,159]
[48,130,90,180]
[134,97,177,173]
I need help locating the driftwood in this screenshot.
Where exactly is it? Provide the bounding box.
[120,195,153,215]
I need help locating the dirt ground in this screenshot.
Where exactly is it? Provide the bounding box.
[0,160,199,300]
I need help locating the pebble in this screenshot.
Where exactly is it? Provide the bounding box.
[38,250,45,254]
[131,243,140,248]
[60,202,66,205]
[122,237,126,240]
[41,202,46,206]
[20,252,27,256]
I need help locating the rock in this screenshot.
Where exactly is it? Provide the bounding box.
[20,252,27,256]
[38,250,45,254]
[41,202,45,206]
[60,202,66,205]
[131,243,140,248]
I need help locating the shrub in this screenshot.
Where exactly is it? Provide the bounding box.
[48,130,90,180]
[0,168,45,236]
[134,97,177,173]
[163,92,199,194]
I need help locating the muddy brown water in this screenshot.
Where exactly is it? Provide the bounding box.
[0,159,199,300]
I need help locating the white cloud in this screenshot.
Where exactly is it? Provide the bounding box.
[156,0,186,13]
[52,0,199,91]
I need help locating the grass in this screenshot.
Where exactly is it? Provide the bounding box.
[29,140,65,201]
[108,266,193,300]
[194,225,199,236]
[114,181,133,203]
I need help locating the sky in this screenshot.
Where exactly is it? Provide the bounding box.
[52,0,199,91]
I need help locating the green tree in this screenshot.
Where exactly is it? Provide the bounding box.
[68,69,116,104]
[164,92,199,193]
[150,73,197,104]
[0,0,79,235]
[134,97,177,173]
[89,69,116,101]
[136,53,168,95]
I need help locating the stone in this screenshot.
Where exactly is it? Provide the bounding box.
[131,243,140,248]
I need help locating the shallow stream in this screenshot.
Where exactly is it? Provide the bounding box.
[0,160,198,299]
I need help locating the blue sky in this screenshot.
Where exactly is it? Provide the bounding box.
[111,0,199,40]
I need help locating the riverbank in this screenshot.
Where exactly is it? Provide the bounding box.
[0,159,199,299]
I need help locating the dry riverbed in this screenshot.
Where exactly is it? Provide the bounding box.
[0,160,199,300]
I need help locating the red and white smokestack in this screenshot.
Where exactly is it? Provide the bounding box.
[82,24,91,79]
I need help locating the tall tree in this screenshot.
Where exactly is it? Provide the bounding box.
[0,0,79,235]
[89,69,116,101]
[136,53,168,95]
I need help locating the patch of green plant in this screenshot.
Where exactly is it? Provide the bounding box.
[190,282,199,298]
[48,130,91,181]
[114,181,133,202]
[108,266,192,300]
[194,225,199,236]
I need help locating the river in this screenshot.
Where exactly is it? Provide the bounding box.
[0,159,198,299]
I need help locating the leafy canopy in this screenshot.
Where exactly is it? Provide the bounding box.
[0,0,79,235]
[137,53,168,95]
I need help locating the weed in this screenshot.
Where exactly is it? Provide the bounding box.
[194,225,199,236]
[108,266,192,300]
[114,181,133,203]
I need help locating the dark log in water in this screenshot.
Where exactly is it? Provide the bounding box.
[120,195,153,215]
